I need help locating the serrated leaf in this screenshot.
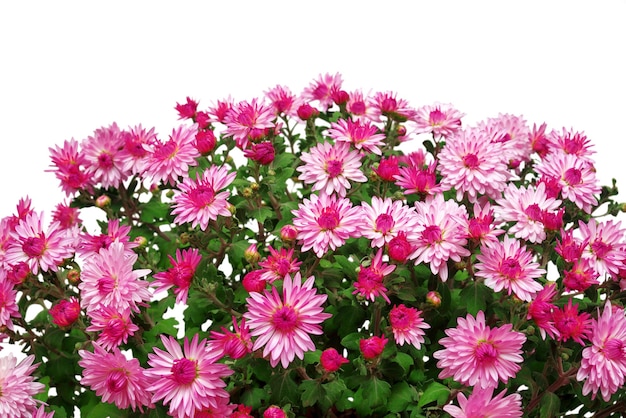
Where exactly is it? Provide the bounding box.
[300,379,324,407]
[362,376,391,409]
[417,381,450,408]
[83,402,123,418]
[251,206,274,223]
[388,381,417,413]
[341,332,363,350]
[539,391,561,418]
[459,282,489,315]
[272,152,295,169]
[393,351,414,373]
[269,370,299,405]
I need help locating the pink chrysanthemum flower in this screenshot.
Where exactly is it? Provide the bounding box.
[394,153,442,196]
[563,258,599,292]
[535,151,600,213]
[82,123,128,189]
[444,387,523,418]
[171,165,236,231]
[412,102,464,140]
[320,348,350,372]
[244,272,331,368]
[119,124,157,175]
[223,98,275,150]
[78,343,152,412]
[553,298,592,345]
[47,138,94,195]
[206,96,235,124]
[577,301,626,401]
[0,354,45,416]
[345,89,380,122]
[291,193,362,257]
[79,241,152,314]
[31,405,55,418]
[495,183,562,244]
[301,72,343,111]
[265,84,302,117]
[152,248,203,304]
[547,127,595,161]
[527,283,559,340]
[437,127,510,202]
[0,279,20,331]
[466,202,505,246]
[326,118,386,155]
[389,304,430,349]
[434,310,526,389]
[529,122,550,158]
[296,141,367,197]
[5,211,74,275]
[49,296,81,328]
[408,194,470,281]
[86,305,139,351]
[51,201,82,230]
[146,334,233,418]
[478,113,532,165]
[578,218,626,278]
[372,91,417,122]
[208,317,253,360]
[258,246,302,284]
[474,236,545,302]
[358,196,418,248]
[77,218,137,257]
[143,124,200,186]
[353,248,395,303]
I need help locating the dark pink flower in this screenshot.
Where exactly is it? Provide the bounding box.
[389,304,430,349]
[244,141,275,165]
[320,348,349,372]
[242,270,267,293]
[152,248,202,304]
[175,96,198,119]
[360,335,388,360]
[49,297,81,328]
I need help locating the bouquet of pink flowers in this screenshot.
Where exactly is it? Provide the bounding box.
[1,73,625,417]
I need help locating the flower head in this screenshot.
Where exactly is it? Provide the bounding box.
[326,118,386,155]
[152,248,203,304]
[353,248,395,303]
[85,305,139,350]
[243,272,331,368]
[360,335,388,360]
[413,102,464,139]
[444,387,523,418]
[49,297,81,328]
[301,72,343,111]
[143,124,200,186]
[208,317,253,360]
[0,354,45,416]
[358,196,417,248]
[320,348,349,372]
[223,99,275,149]
[81,123,128,188]
[389,304,430,349]
[258,246,302,284]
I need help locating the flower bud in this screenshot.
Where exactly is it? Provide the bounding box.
[387,232,412,263]
[250,182,260,192]
[195,111,211,129]
[263,406,287,418]
[332,90,350,106]
[242,270,266,293]
[67,269,81,285]
[426,291,442,308]
[320,348,349,372]
[49,297,81,328]
[6,261,30,285]
[244,244,260,264]
[175,96,198,120]
[374,156,400,182]
[95,195,111,208]
[244,141,275,165]
[195,129,217,155]
[297,103,319,120]
[359,335,388,360]
[227,203,236,215]
[396,125,407,137]
[134,236,148,248]
[280,225,298,242]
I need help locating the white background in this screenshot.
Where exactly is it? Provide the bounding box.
[1,0,625,360]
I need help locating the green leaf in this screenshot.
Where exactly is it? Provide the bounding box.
[388,381,417,413]
[417,381,450,408]
[341,332,364,350]
[272,152,295,169]
[251,206,274,223]
[459,282,489,315]
[269,370,299,405]
[83,402,124,418]
[393,351,414,373]
[140,198,170,223]
[240,387,268,411]
[539,391,561,418]
[361,376,391,410]
[300,379,324,407]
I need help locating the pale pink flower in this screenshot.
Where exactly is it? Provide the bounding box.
[389,304,430,349]
[535,151,600,213]
[146,334,233,418]
[394,153,442,196]
[223,98,275,149]
[495,183,561,244]
[358,196,417,248]
[408,194,470,281]
[478,113,532,165]
[0,354,45,416]
[31,406,55,418]
[547,127,595,161]
[206,95,235,124]
[326,118,386,155]
[434,310,526,389]
[78,343,152,412]
[171,165,236,231]
[5,211,74,275]
[257,246,302,284]
[47,138,93,195]
[412,102,464,139]
[353,248,395,303]
[244,272,331,368]
[301,72,343,111]
[79,241,152,314]
[444,387,523,418]
[77,218,137,257]
[86,305,139,350]
[577,301,626,401]
[265,84,302,117]
[291,193,362,257]
[119,124,157,175]
[466,202,505,246]
[0,279,20,331]
[207,317,253,360]
[437,127,510,202]
[346,89,380,122]
[143,124,200,186]
[578,218,626,278]
[152,248,203,304]
[474,236,545,302]
[296,141,367,197]
[372,91,417,122]
[82,123,128,188]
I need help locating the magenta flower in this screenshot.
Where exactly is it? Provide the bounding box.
[394,155,442,196]
[0,354,45,416]
[152,248,203,304]
[358,196,418,248]
[244,141,275,165]
[146,334,233,418]
[437,127,510,202]
[408,194,470,281]
[265,84,302,117]
[577,218,626,278]
[47,138,93,196]
[79,241,152,314]
[78,343,152,412]
[372,90,417,122]
[360,335,388,360]
[243,272,331,368]
[0,279,21,331]
[301,72,343,111]
[434,311,526,389]
[85,305,139,351]
[412,102,464,140]
[553,299,592,345]
[444,387,523,418]
[77,218,138,257]
[223,98,275,149]
[292,193,362,258]
[326,118,386,155]
[353,248,394,303]
[208,317,253,360]
[258,246,302,284]
[49,297,81,328]
[81,123,128,189]
[143,124,200,186]
[466,202,505,246]
[526,283,559,340]
[389,304,430,349]
[171,165,236,231]
[118,124,157,175]
[297,141,367,197]
[474,236,545,302]
[548,127,595,161]
[577,301,626,401]
[345,89,380,122]
[320,348,349,372]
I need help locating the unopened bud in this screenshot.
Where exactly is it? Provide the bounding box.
[244,243,261,264]
[134,236,148,247]
[426,291,441,308]
[95,195,111,208]
[179,233,190,245]
[67,269,81,285]
[250,182,260,191]
[227,203,236,215]
[166,190,175,199]
[280,225,298,242]
[242,188,253,198]
[396,125,407,137]
[621,203,626,212]
[263,406,287,418]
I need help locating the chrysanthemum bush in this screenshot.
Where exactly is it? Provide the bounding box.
[2,73,626,417]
